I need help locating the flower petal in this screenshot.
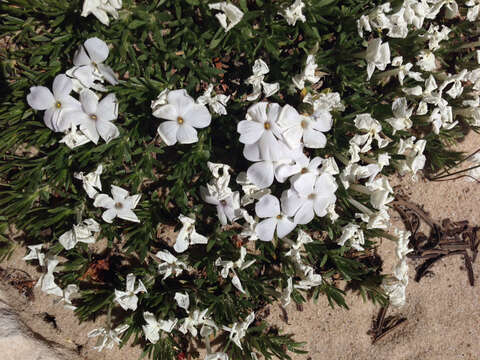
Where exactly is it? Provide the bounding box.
[93,194,115,209]
[80,89,99,114]
[102,208,117,223]
[255,194,280,218]
[117,208,140,223]
[276,217,296,238]
[52,74,73,99]
[243,143,261,162]
[176,124,198,144]
[152,104,178,121]
[84,37,109,64]
[157,121,179,146]
[71,65,94,88]
[27,86,55,110]
[167,89,194,111]
[182,104,211,128]
[73,45,91,66]
[293,173,315,195]
[97,63,118,85]
[96,120,120,143]
[247,161,274,189]
[237,120,264,144]
[294,202,315,225]
[255,217,277,241]
[303,128,327,149]
[97,93,118,122]
[79,118,100,144]
[111,185,129,201]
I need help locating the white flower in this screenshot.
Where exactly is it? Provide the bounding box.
[281,173,337,225]
[416,50,436,72]
[337,223,365,251]
[23,244,45,266]
[208,2,244,32]
[175,292,190,312]
[153,89,211,146]
[155,250,188,279]
[205,353,229,360]
[114,273,147,311]
[280,0,306,26]
[223,312,255,350]
[87,324,129,352]
[467,0,480,21]
[287,155,324,192]
[151,89,169,110]
[351,114,390,151]
[36,256,63,297]
[179,309,216,337]
[74,164,103,199]
[26,74,81,132]
[422,24,451,51]
[439,70,467,99]
[394,228,413,260]
[67,37,118,91]
[365,177,394,210]
[303,91,345,112]
[277,104,332,149]
[174,214,208,253]
[280,277,293,307]
[295,265,322,290]
[357,15,372,37]
[142,312,177,344]
[215,247,255,294]
[201,186,241,225]
[58,218,100,250]
[349,197,390,230]
[427,0,459,20]
[245,59,279,101]
[238,102,287,161]
[254,194,296,241]
[236,172,271,206]
[81,0,122,26]
[402,85,423,96]
[292,55,320,89]
[94,185,141,223]
[391,56,423,85]
[60,125,91,149]
[207,162,232,195]
[56,284,79,310]
[197,84,230,115]
[239,209,259,241]
[396,137,426,177]
[386,97,414,134]
[71,90,119,144]
[365,38,391,80]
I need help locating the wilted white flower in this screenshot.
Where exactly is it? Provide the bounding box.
[239,209,259,241]
[67,37,118,91]
[337,223,365,251]
[58,218,100,250]
[87,324,129,352]
[74,164,103,198]
[56,284,79,310]
[142,312,177,344]
[254,194,295,241]
[208,2,244,32]
[27,74,81,132]
[391,56,423,85]
[396,136,427,177]
[174,214,208,253]
[94,185,141,223]
[175,292,190,312]
[155,250,188,279]
[351,114,390,152]
[71,90,120,144]
[215,247,255,294]
[292,55,320,89]
[60,125,91,149]
[416,50,436,72]
[245,59,279,101]
[197,84,230,115]
[467,0,480,21]
[422,24,451,51]
[81,0,122,26]
[386,97,414,134]
[36,256,63,297]
[303,91,345,112]
[236,172,271,206]
[427,0,459,19]
[153,89,211,146]
[179,309,217,337]
[280,0,306,26]
[114,273,147,311]
[205,353,229,360]
[201,186,242,225]
[365,38,390,80]
[280,277,293,307]
[23,244,45,266]
[223,312,255,350]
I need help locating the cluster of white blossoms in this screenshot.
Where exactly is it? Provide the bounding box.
[81,0,122,26]
[27,37,120,149]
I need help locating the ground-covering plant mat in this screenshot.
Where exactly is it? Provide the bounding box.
[1,1,480,359]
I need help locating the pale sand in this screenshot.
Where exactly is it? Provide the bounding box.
[1,132,479,360]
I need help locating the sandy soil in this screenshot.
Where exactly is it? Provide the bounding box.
[1,132,479,360]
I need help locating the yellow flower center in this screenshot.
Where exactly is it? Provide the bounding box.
[301,120,308,129]
[301,167,308,174]
[55,101,62,108]
[177,116,184,124]
[308,193,316,200]
[264,122,271,130]
[115,202,123,209]
[90,114,97,121]
[276,214,283,220]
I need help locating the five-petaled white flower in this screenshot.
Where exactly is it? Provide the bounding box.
[215,247,255,294]
[81,0,122,26]
[208,2,244,32]
[254,194,295,242]
[74,164,103,199]
[245,59,280,101]
[142,312,177,344]
[71,90,120,144]
[36,255,63,297]
[222,312,255,350]
[87,324,129,352]
[201,185,242,225]
[174,214,208,253]
[386,97,414,134]
[114,273,147,311]
[67,37,118,91]
[59,218,100,250]
[197,84,230,115]
[155,250,188,279]
[365,38,391,80]
[280,0,306,26]
[27,74,81,132]
[153,89,212,146]
[178,308,217,337]
[94,185,141,223]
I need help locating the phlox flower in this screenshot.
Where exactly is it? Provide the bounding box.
[71,90,120,144]
[175,292,190,312]
[94,185,141,223]
[280,277,293,307]
[114,273,147,311]
[222,312,255,350]
[155,250,188,279]
[337,223,365,251]
[87,324,129,352]
[391,56,423,86]
[215,247,255,294]
[153,89,211,146]
[174,214,208,253]
[396,136,427,177]
[467,0,480,21]
[201,185,241,225]
[27,74,81,132]
[350,113,390,152]
[292,55,320,89]
[303,91,345,113]
[280,0,306,26]
[254,194,295,241]
[36,256,63,297]
[208,2,244,32]
[245,59,279,101]
[281,173,337,225]
[422,24,451,51]
[427,0,459,19]
[178,309,216,337]
[365,38,391,80]
[58,218,100,250]
[197,84,230,115]
[386,97,414,134]
[23,244,45,266]
[81,0,122,26]
[74,164,103,199]
[142,312,177,344]
[416,50,437,72]
[56,284,79,310]
[236,172,271,206]
[67,37,118,92]
[60,125,91,149]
